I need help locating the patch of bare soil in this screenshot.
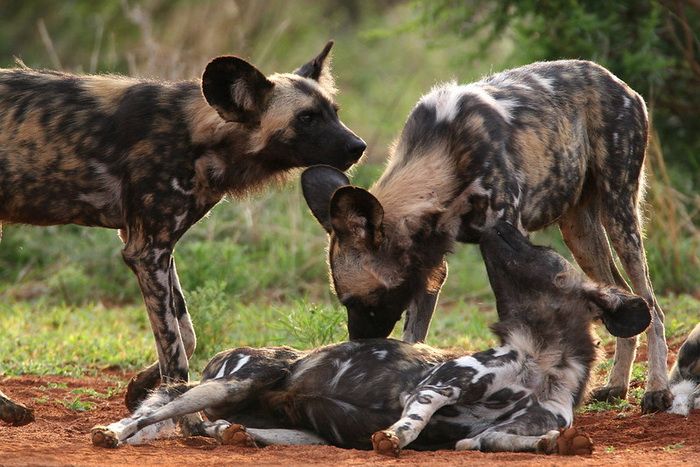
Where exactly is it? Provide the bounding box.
[0,371,698,466]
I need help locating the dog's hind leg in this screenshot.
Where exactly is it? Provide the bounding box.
[372,385,460,457]
[602,196,671,412]
[559,202,638,402]
[193,421,328,447]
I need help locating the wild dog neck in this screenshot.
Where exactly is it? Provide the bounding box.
[185,90,293,201]
[370,146,462,255]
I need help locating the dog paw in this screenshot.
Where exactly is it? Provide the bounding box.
[220,424,258,448]
[641,388,673,414]
[0,399,35,426]
[91,426,120,448]
[372,430,401,457]
[535,430,560,454]
[124,365,161,412]
[589,385,627,402]
[555,427,593,456]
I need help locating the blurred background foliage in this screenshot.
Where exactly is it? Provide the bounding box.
[0,1,698,368]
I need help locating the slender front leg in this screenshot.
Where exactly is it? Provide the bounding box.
[125,257,196,411]
[372,385,460,457]
[402,261,447,343]
[122,232,188,385]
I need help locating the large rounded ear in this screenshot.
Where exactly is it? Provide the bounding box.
[201,56,274,124]
[301,165,350,233]
[588,286,651,338]
[294,40,336,94]
[330,186,384,249]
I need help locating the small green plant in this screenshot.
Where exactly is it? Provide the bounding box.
[604,446,616,453]
[39,382,68,391]
[70,386,121,399]
[579,397,633,414]
[273,301,346,348]
[61,396,96,412]
[663,442,684,452]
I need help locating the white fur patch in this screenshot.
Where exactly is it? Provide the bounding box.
[329,359,353,390]
[668,380,700,416]
[420,83,514,123]
[215,354,250,379]
[530,74,555,93]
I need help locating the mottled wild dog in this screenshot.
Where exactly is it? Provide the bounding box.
[0,41,366,425]
[90,221,650,455]
[302,60,671,412]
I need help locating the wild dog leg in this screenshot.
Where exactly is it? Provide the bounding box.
[125,258,196,411]
[190,420,328,447]
[372,385,460,457]
[456,427,593,455]
[403,260,447,343]
[456,430,562,453]
[93,380,244,447]
[92,383,191,448]
[559,204,637,401]
[122,229,188,383]
[604,209,671,412]
[403,289,439,343]
[0,390,34,426]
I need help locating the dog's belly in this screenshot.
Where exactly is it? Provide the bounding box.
[0,145,124,228]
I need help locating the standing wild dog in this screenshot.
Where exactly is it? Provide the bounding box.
[0,41,366,425]
[302,60,671,413]
[90,221,651,454]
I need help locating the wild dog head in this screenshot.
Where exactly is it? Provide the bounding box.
[479,220,651,339]
[200,41,366,171]
[302,166,448,339]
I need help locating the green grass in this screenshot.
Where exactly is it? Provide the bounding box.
[1,162,698,381]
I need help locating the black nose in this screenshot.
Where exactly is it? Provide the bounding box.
[345,138,367,159]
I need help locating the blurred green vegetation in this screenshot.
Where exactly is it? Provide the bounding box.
[0,1,698,378]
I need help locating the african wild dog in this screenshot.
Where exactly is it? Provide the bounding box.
[667,323,700,416]
[302,59,671,412]
[0,41,366,425]
[90,221,651,455]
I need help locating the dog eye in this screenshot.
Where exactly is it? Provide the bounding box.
[297,111,317,124]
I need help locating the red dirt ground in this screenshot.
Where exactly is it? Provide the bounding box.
[2,337,699,466]
[1,373,698,466]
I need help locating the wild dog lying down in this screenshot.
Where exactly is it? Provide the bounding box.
[0,41,366,425]
[668,323,700,416]
[302,59,671,412]
[91,222,650,455]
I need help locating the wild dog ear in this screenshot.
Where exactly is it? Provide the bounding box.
[330,186,384,249]
[587,285,651,338]
[301,165,350,233]
[294,40,336,95]
[202,56,274,124]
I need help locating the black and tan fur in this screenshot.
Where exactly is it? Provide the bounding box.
[89,221,650,455]
[302,59,671,413]
[0,41,366,425]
